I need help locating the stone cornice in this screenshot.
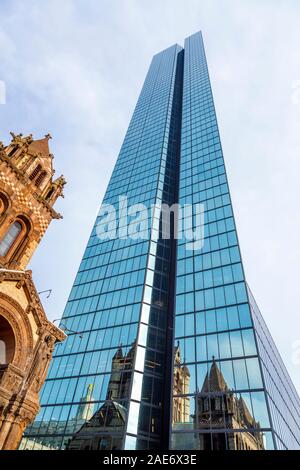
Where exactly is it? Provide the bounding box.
[0,269,66,343]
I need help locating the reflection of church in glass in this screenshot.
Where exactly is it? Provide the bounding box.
[172,356,265,451]
[195,359,264,450]
[23,344,265,451]
[68,342,196,450]
[172,343,191,425]
[75,383,95,421]
[66,344,135,450]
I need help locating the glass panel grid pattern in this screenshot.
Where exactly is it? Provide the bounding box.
[21,31,300,451]
[22,43,183,451]
[171,32,275,451]
[248,285,300,449]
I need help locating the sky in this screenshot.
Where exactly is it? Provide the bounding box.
[0,0,300,394]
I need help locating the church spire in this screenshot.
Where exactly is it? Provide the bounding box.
[201,357,229,393]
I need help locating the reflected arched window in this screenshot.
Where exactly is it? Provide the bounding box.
[29,164,42,180]
[0,221,22,257]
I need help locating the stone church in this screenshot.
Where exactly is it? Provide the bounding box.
[0,132,66,450]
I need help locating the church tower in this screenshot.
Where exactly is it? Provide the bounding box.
[0,132,66,450]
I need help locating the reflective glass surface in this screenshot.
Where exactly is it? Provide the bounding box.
[170,32,299,450]
[22,43,183,450]
[248,286,300,449]
[21,31,300,451]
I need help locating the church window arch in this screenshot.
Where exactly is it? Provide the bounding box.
[0,316,15,364]
[0,216,31,260]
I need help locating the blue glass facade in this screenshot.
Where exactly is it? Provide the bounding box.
[21,32,300,450]
[171,32,281,451]
[248,286,300,449]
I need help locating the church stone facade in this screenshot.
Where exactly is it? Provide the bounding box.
[0,132,66,450]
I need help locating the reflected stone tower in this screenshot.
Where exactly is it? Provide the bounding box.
[22,32,300,451]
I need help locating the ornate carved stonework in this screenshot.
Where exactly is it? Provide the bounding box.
[0,133,66,450]
[0,133,66,271]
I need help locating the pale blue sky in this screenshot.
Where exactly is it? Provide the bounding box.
[1,0,300,393]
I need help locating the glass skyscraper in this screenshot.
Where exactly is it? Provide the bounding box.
[21,31,300,451]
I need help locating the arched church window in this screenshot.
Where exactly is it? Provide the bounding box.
[29,164,42,180]
[46,187,55,200]
[7,146,17,157]
[0,316,15,364]
[0,221,22,257]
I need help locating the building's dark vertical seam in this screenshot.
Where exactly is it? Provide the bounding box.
[161,48,184,449]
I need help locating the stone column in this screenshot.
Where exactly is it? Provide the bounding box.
[1,418,26,450]
[0,415,13,449]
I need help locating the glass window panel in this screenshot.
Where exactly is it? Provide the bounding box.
[232,263,244,282]
[179,364,196,395]
[230,330,244,357]
[195,291,204,311]
[251,392,270,428]
[196,336,207,362]
[171,432,199,450]
[222,266,232,284]
[186,274,194,292]
[246,358,263,389]
[185,313,195,336]
[227,306,240,329]
[175,315,184,338]
[92,375,105,401]
[125,435,137,450]
[73,376,88,402]
[220,360,235,390]
[185,293,194,313]
[242,329,257,356]
[207,334,218,360]
[176,294,185,314]
[197,362,209,391]
[238,304,252,328]
[218,333,231,359]
[263,432,275,450]
[185,337,195,363]
[224,284,236,305]
[127,401,140,435]
[216,308,228,331]
[233,359,249,390]
[214,287,225,307]
[195,312,206,335]
[206,310,217,333]
[235,282,247,303]
[204,289,214,309]
[138,323,148,346]
[203,270,213,288]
